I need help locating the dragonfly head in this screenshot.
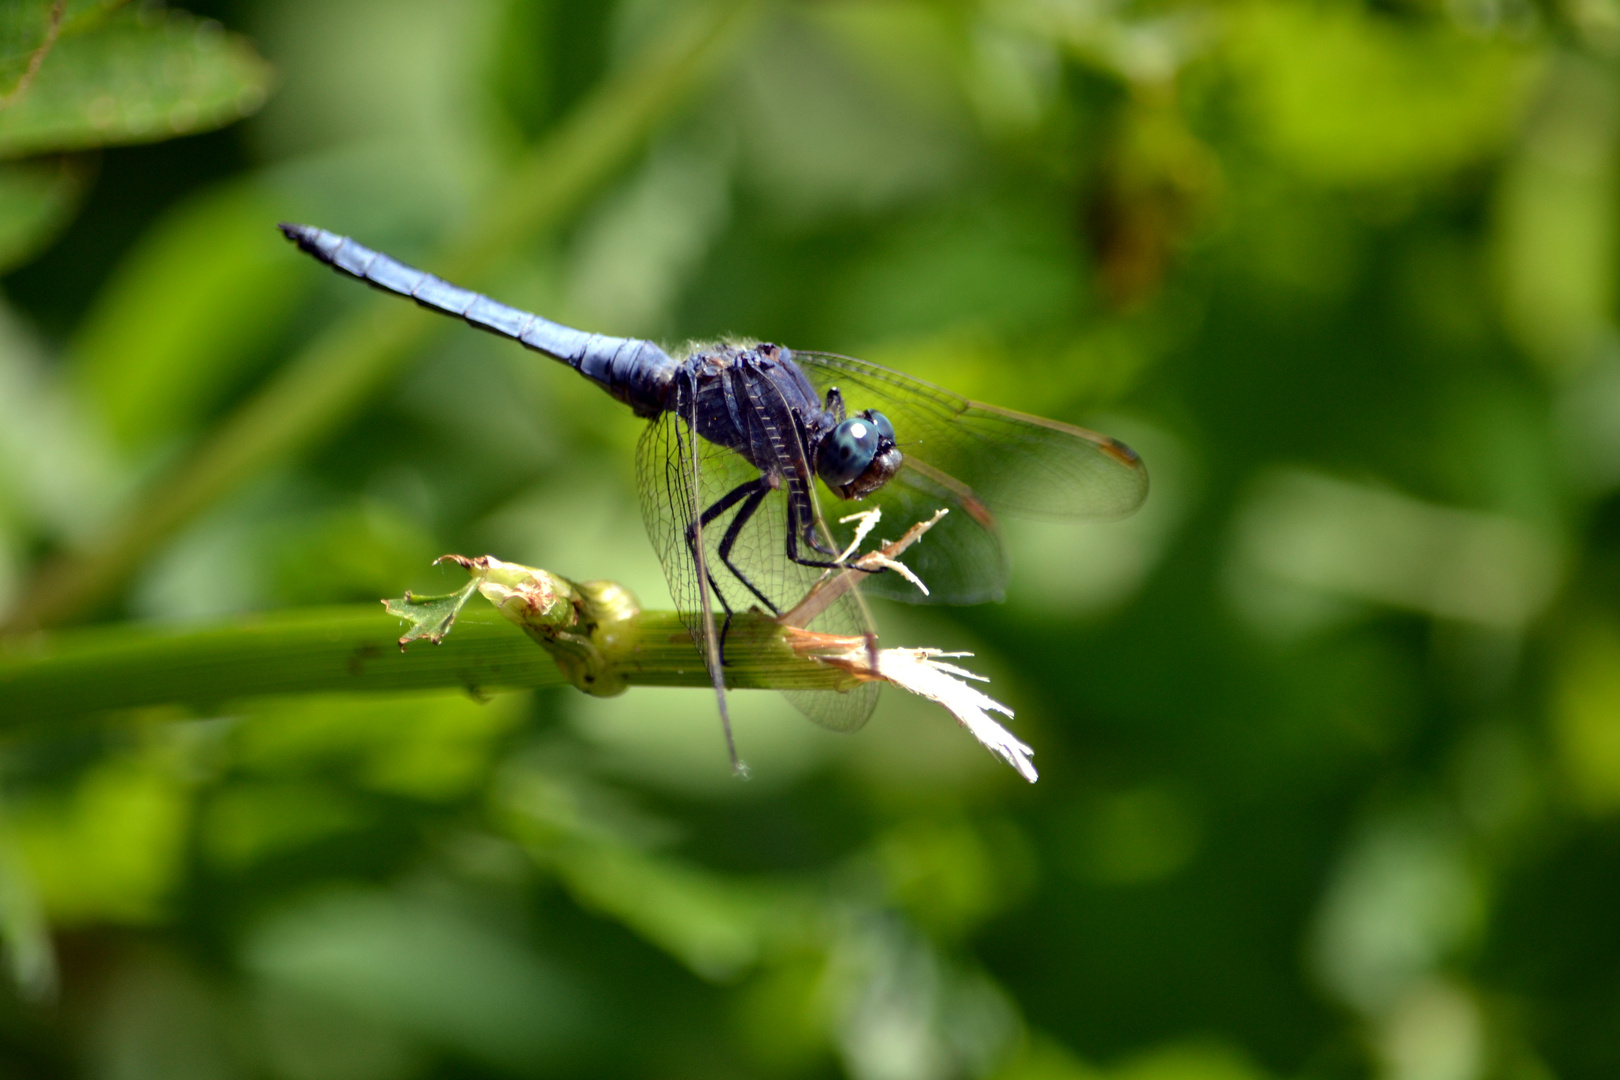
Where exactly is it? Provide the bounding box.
[816,409,902,500]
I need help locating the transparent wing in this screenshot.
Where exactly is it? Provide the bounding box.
[792,351,1150,604]
[636,385,880,734]
[819,460,1012,604]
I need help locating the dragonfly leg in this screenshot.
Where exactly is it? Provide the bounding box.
[715,481,782,616]
[823,386,847,422]
[685,476,776,665]
[684,481,748,654]
[694,554,738,667]
[783,494,869,572]
[803,517,841,559]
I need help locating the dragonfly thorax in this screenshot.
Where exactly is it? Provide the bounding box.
[668,342,902,502]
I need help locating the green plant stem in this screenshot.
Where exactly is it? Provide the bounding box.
[0,603,851,725]
[3,0,764,634]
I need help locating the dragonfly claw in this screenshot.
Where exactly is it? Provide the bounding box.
[779,510,948,628]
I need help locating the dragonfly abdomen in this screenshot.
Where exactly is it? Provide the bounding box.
[279,223,674,417]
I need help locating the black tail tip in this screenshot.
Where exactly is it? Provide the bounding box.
[277,221,313,244]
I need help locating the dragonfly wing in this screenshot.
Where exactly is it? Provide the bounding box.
[636,406,706,637]
[636,395,880,734]
[793,351,1148,518]
[837,462,1012,603]
[791,351,1148,603]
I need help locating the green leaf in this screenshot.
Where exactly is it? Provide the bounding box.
[59,0,130,36]
[0,1,63,106]
[0,1,129,111]
[1493,60,1620,371]
[0,156,85,273]
[0,7,272,160]
[0,823,55,1003]
[69,184,308,453]
[4,751,190,925]
[1229,1,1539,185]
[382,580,482,649]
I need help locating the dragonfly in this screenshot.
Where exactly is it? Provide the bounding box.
[280,223,1148,770]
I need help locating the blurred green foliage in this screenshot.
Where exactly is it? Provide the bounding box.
[1,0,1618,1078]
[0,1,269,273]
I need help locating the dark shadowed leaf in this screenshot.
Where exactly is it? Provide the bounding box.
[0,157,85,272]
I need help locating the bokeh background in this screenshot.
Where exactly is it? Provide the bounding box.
[1,0,1617,1077]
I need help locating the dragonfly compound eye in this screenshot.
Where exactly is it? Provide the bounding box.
[818,417,881,487]
[862,409,895,443]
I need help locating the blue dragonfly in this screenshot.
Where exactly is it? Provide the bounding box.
[280,224,1148,769]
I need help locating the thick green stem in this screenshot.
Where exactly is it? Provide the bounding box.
[3,0,764,633]
[0,603,853,726]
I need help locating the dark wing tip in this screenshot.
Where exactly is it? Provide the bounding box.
[1102,435,1150,514]
[1098,435,1141,467]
